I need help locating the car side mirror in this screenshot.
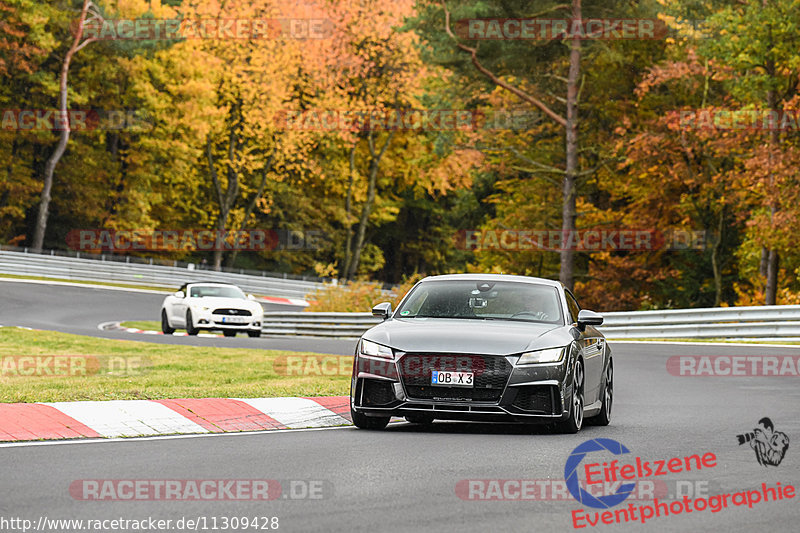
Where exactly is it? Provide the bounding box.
[372,302,392,320]
[174,290,185,298]
[577,309,603,331]
[247,294,256,301]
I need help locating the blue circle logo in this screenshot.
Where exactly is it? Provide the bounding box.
[564,438,636,509]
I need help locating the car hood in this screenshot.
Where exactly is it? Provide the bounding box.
[363,318,574,355]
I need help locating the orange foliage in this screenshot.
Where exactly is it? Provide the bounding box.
[306,276,420,312]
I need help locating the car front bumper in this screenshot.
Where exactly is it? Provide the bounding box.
[350,351,573,424]
[190,310,262,330]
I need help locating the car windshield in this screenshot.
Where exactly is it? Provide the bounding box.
[189,286,246,299]
[395,280,563,324]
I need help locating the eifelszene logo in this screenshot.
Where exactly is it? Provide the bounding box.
[564,438,718,509]
[736,417,790,467]
[565,438,636,508]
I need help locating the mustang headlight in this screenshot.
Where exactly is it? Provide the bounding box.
[360,339,394,359]
[517,347,566,365]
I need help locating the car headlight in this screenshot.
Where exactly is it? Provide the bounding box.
[360,339,394,359]
[517,347,566,365]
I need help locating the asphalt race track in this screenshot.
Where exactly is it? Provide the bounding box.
[2,280,799,531]
[0,280,357,355]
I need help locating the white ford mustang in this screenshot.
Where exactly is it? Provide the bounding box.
[161,282,264,337]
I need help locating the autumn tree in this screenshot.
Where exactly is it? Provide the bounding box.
[699,0,800,304]
[31,0,100,252]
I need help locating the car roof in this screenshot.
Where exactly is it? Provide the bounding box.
[417,273,562,288]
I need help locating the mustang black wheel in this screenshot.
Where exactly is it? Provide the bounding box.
[161,310,175,334]
[247,330,261,338]
[185,310,199,336]
[351,409,390,430]
[556,360,584,434]
[223,330,237,337]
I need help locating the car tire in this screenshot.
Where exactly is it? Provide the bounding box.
[351,409,390,430]
[223,330,237,337]
[185,310,199,336]
[247,330,261,338]
[555,359,584,434]
[161,310,175,334]
[587,360,612,426]
[405,414,434,425]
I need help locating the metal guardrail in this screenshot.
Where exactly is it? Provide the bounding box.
[262,312,381,337]
[0,249,324,299]
[261,306,800,339]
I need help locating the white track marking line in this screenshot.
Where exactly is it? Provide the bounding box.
[238,397,350,428]
[45,400,209,438]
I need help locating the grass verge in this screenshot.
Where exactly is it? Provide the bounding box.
[0,328,350,403]
[119,320,161,331]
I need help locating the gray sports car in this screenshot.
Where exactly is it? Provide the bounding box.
[349,274,612,433]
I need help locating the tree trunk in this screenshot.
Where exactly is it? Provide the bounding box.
[441,2,578,286]
[342,143,357,278]
[208,115,242,272]
[765,249,778,304]
[711,208,724,306]
[560,0,581,291]
[346,131,394,279]
[226,154,274,268]
[764,57,779,305]
[32,0,95,252]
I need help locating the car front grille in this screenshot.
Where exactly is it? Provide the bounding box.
[212,308,252,316]
[397,353,512,402]
[511,385,558,414]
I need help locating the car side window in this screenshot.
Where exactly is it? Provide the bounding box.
[565,290,581,324]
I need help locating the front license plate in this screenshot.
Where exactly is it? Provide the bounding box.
[431,371,474,388]
[221,316,247,324]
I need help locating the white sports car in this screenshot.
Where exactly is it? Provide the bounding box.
[161,282,264,337]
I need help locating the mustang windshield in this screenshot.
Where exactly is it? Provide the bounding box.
[190,286,246,299]
[396,280,563,324]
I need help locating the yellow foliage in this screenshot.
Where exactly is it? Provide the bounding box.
[306,276,421,312]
